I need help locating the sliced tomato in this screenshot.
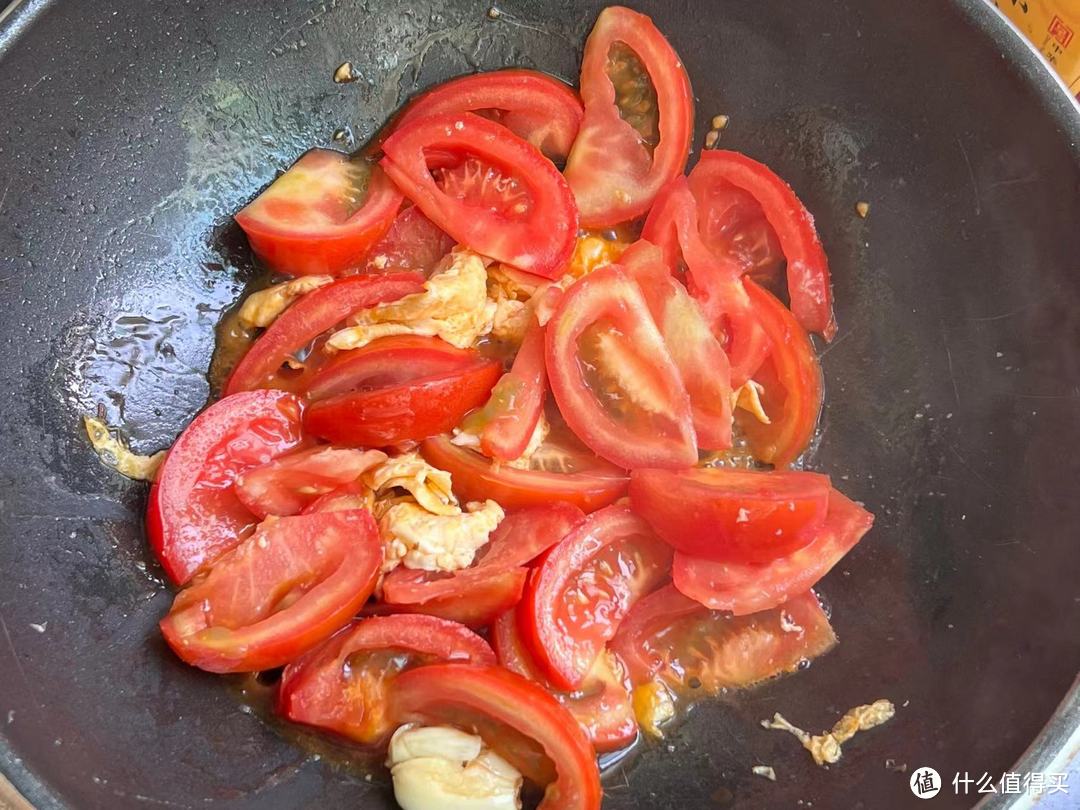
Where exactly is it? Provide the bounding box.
[380,503,585,624]
[672,488,873,615]
[159,510,380,672]
[460,317,547,461]
[546,265,696,468]
[147,390,304,585]
[420,433,628,513]
[380,112,577,278]
[304,357,501,447]
[521,504,673,690]
[564,6,694,226]
[363,205,455,276]
[642,177,769,387]
[690,150,836,339]
[305,335,479,401]
[738,280,823,467]
[611,585,837,693]
[301,480,371,514]
[621,240,734,449]
[629,467,831,564]
[224,272,424,396]
[392,69,584,162]
[234,446,386,519]
[493,607,636,753]
[277,614,494,744]
[389,664,602,810]
[236,150,403,276]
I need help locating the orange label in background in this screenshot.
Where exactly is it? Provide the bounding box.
[994,0,1080,98]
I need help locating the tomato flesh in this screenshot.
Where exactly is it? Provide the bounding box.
[630,467,831,564]
[546,265,697,469]
[224,272,424,396]
[672,488,873,614]
[236,150,403,276]
[159,510,381,672]
[565,6,694,226]
[380,112,578,278]
[147,390,304,584]
[521,504,673,690]
[364,205,455,276]
[389,664,602,810]
[278,614,494,744]
[611,585,837,693]
[304,358,502,447]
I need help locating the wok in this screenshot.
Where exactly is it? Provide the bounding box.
[0,0,1078,808]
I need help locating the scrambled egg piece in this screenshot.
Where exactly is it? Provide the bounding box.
[566,234,627,278]
[486,264,541,345]
[632,681,676,739]
[762,699,896,766]
[327,249,495,350]
[388,724,522,810]
[732,379,770,424]
[363,452,458,516]
[381,499,504,572]
[237,275,334,329]
[83,416,164,481]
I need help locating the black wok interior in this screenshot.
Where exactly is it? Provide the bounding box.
[1,1,1079,808]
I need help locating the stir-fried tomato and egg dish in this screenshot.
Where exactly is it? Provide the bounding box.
[93,7,884,809]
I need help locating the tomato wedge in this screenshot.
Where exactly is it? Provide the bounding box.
[672,488,873,615]
[622,239,734,450]
[611,585,837,693]
[380,503,585,626]
[304,357,501,447]
[493,607,637,753]
[159,510,380,672]
[738,280,824,467]
[460,317,547,461]
[380,112,578,278]
[277,614,494,744]
[235,150,403,276]
[147,390,304,585]
[546,265,697,469]
[301,480,371,514]
[690,150,836,339]
[364,205,455,275]
[629,467,832,564]
[305,335,479,401]
[224,272,424,395]
[642,177,770,387]
[389,664,602,810]
[521,504,673,690]
[420,433,628,513]
[234,446,386,519]
[392,69,584,162]
[564,6,694,226]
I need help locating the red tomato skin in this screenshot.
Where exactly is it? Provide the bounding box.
[380,112,578,278]
[690,150,836,340]
[224,272,425,396]
[367,568,528,629]
[159,510,381,673]
[476,318,548,461]
[611,585,837,692]
[147,390,304,585]
[493,608,637,753]
[305,335,480,401]
[545,265,698,469]
[672,488,873,615]
[234,446,386,519]
[521,504,673,690]
[389,663,602,810]
[739,280,824,467]
[278,614,494,743]
[629,467,832,564]
[391,69,584,162]
[303,359,502,447]
[420,436,629,513]
[236,151,403,276]
[565,6,694,226]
